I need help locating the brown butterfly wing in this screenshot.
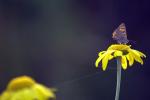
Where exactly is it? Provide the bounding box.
[112,23,129,44]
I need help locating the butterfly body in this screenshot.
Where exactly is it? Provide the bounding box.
[112,23,129,44]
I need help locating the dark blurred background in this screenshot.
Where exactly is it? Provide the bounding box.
[0,0,150,100]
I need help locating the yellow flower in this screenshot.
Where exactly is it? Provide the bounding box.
[95,44,146,71]
[0,76,56,100]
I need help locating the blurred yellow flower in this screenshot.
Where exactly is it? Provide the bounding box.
[0,76,56,100]
[95,44,146,71]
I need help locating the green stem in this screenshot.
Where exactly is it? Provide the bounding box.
[115,57,122,100]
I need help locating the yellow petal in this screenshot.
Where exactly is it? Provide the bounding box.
[114,51,123,57]
[107,44,131,50]
[102,50,115,71]
[132,49,146,58]
[109,55,114,60]
[32,84,56,99]
[7,76,35,91]
[102,55,109,71]
[121,56,127,70]
[98,51,106,56]
[128,49,144,65]
[126,53,134,66]
[0,91,11,100]
[95,52,107,67]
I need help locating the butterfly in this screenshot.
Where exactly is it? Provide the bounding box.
[112,23,129,44]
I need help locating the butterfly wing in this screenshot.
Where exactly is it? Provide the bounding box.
[112,23,129,44]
